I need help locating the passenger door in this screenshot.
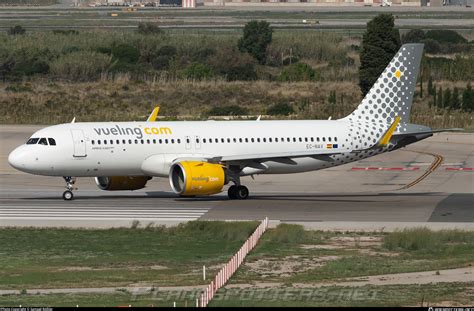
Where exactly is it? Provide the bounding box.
[195,135,201,150]
[71,130,87,157]
[185,136,192,150]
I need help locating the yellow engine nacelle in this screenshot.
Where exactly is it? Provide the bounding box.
[169,161,225,196]
[95,176,151,191]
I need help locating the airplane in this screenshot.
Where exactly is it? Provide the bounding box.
[7,43,457,201]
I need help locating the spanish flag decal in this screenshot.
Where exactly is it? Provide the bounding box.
[327,144,338,149]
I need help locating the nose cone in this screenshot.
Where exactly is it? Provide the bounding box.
[8,145,33,172]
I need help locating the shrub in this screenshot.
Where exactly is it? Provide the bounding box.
[279,62,316,82]
[209,47,256,81]
[111,43,140,64]
[208,105,248,116]
[50,51,112,81]
[267,224,307,244]
[8,25,25,36]
[401,29,425,44]
[422,39,441,54]
[137,22,163,35]
[152,45,177,70]
[52,30,79,35]
[267,102,294,116]
[425,30,467,44]
[183,63,213,80]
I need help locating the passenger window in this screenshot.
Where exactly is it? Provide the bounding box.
[263,138,266,143]
[91,140,95,145]
[98,140,101,145]
[257,138,260,143]
[171,139,175,144]
[116,139,120,144]
[208,139,212,144]
[310,137,314,142]
[38,138,48,145]
[221,138,225,143]
[317,137,320,142]
[159,139,163,144]
[245,138,248,143]
[287,138,290,142]
[128,139,132,144]
[147,139,150,144]
[165,139,169,144]
[26,138,39,145]
[269,138,272,143]
[203,138,207,143]
[275,138,278,142]
[251,138,254,143]
[239,138,242,143]
[334,137,338,142]
[293,138,296,142]
[299,138,302,142]
[196,138,199,143]
[227,138,230,143]
[215,138,218,143]
[104,140,107,145]
[323,137,326,142]
[233,138,237,143]
[134,140,138,144]
[48,138,56,146]
[177,139,181,144]
[186,138,190,144]
[328,137,332,142]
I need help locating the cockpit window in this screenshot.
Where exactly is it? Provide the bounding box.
[26,138,39,145]
[38,138,48,145]
[48,138,56,146]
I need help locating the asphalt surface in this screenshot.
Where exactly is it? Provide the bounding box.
[0,125,473,230]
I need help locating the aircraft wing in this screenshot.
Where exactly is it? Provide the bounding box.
[207,149,341,163]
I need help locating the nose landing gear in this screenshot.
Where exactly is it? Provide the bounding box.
[63,176,76,200]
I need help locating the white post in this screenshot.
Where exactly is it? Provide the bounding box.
[203,265,206,280]
[173,301,176,307]
[196,298,199,308]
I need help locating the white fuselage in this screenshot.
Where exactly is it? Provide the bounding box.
[8,120,395,177]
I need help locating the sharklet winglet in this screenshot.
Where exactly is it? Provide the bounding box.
[147,106,160,122]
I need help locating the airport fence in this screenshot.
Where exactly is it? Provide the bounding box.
[198,217,269,307]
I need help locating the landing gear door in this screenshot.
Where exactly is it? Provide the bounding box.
[71,129,87,157]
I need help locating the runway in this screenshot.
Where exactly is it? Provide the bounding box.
[1,125,473,230]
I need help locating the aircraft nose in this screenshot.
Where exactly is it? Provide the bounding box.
[8,146,32,172]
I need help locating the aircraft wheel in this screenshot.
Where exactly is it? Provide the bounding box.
[63,190,74,201]
[228,185,237,200]
[235,185,249,200]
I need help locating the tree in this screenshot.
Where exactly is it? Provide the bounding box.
[451,87,460,110]
[462,83,473,112]
[358,14,401,96]
[437,86,443,109]
[431,86,437,108]
[427,76,434,96]
[238,20,273,65]
[8,25,25,35]
[443,88,451,110]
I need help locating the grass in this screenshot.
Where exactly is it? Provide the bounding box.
[209,283,473,307]
[0,221,259,290]
[1,79,472,129]
[231,226,474,284]
[0,225,473,306]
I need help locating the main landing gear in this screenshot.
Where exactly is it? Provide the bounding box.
[62,176,76,201]
[227,185,249,200]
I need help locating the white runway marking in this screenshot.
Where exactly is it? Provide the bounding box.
[0,206,211,221]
